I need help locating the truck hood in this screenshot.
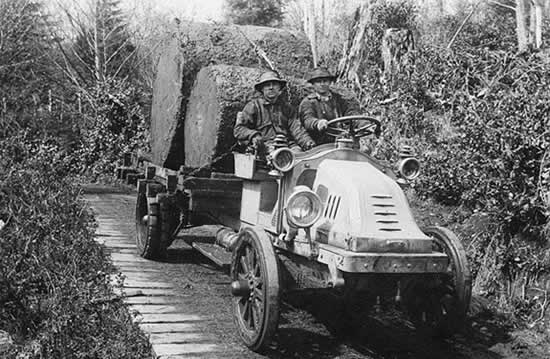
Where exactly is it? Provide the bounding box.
[312,159,431,252]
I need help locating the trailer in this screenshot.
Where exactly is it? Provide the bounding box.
[118,116,472,352]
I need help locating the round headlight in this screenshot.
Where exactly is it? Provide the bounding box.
[271,147,295,172]
[286,186,322,228]
[397,157,420,180]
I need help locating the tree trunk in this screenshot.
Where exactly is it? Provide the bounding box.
[516,0,529,52]
[529,1,535,45]
[337,0,380,86]
[306,0,318,67]
[94,7,103,83]
[150,22,313,169]
[534,0,544,49]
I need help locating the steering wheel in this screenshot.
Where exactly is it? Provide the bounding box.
[325,115,381,139]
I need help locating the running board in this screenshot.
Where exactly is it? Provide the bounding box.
[192,242,232,269]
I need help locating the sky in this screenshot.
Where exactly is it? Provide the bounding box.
[127,0,225,21]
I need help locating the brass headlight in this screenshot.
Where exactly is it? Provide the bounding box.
[397,157,420,180]
[286,186,322,228]
[271,147,295,172]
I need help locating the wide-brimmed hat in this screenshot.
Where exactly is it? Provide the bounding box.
[254,70,287,91]
[306,68,336,83]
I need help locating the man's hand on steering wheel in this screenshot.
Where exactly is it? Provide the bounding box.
[325,115,381,139]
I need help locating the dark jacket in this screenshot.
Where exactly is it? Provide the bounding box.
[299,91,360,144]
[233,97,314,149]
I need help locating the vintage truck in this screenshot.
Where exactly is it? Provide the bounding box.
[120,115,472,352]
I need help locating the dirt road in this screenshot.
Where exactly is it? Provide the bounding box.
[85,188,534,359]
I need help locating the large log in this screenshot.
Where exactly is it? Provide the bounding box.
[150,37,185,170]
[183,65,263,170]
[183,65,360,170]
[150,22,313,170]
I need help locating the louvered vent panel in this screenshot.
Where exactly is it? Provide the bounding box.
[370,194,401,232]
[324,194,341,220]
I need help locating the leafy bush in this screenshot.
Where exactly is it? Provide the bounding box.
[413,49,550,317]
[73,79,150,178]
[0,132,152,358]
[352,4,550,321]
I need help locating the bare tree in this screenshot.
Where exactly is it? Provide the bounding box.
[532,0,544,49]
[516,0,530,51]
[52,0,138,89]
[488,0,544,51]
[283,0,363,68]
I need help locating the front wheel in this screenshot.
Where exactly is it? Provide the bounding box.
[406,226,472,338]
[230,227,280,352]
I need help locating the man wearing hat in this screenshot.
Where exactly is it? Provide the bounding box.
[234,70,315,154]
[299,68,360,145]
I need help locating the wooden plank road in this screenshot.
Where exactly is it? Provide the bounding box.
[85,191,258,359]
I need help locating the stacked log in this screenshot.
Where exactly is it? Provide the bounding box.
[183,64,361,170]
[150,37,185,169]
[183,65,262,169]
[149,22,313,170]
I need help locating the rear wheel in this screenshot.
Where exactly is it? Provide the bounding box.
[136,181,166,259]
[230,227,280,352]
[157,193,179,249]
[406,226,471,337]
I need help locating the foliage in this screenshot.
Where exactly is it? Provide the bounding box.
[0,0,59,137]
[352,5,550,321]
[74,78,150,178]
[224,0,284,26]
[418,4,517,51]
[0,132,152,358]
[412,49,550,314]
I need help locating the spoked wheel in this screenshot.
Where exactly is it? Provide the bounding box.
[406,226,472,338]
[230,227,280,352]
[135,181,164,260]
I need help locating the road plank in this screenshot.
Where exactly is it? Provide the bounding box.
[124,296,188,305]
[129,304,182,313]
[140,323,198,333]
[123,280,174,289]
[153,343,221,356]
[113,288,180,297]
[137,313,204,323]
[149,332,215,344]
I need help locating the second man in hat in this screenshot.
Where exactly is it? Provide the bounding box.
[299,68,360,145]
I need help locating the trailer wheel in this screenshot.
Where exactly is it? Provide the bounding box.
[230,227,280,352]
[406,226,472,338]
[135,181,163,259]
